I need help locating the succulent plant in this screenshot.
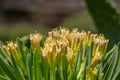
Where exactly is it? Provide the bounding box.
[0,27,120,80]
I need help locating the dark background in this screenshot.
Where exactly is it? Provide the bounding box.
[0,0,119,43]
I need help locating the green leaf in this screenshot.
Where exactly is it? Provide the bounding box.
[0,48,12,66]
[29,48,34,80]
[82,58,86,80]
[111,58,120,80]
[111,42,120,80]
[16,38,25,60]
[55,67,62,80]
[96,63,102,80]
[73,47,81,79]
[26,53,31,80]
[0,65,10,80]
[61,54,68,80]
[77,46,86,80]
[40,35,46,48]
[75,46,83,74]
[32,50,42,80]
[82,45,91,80]
[103,45,116,62]
[103,46,118,80]
[86,45,91,68]
[21,36,31,49]
[10,53,25,80]
[0,75,8,80]
[0,56,16,79]
[0,41,8,60]
[102,45,116,72]
[41,55,49,80]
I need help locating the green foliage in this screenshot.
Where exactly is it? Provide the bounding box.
[85,0,120,48]
[0,27,120,80]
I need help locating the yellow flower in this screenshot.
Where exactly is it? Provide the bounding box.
[91,52,102,66]
[3,45,10,57]
[92,67,98,75]
[86,67,98,80]
[42,28,70,66]
[66,47,74,64]
[3,41,21,60]
[91,34,108,66]
[42,27,108,68]
[30,32,42,49]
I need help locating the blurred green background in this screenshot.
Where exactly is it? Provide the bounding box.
[0,0,120,48]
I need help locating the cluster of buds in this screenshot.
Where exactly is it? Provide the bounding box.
[2,41,27,73]
[0,27,109,80]
[30,32,43,49]
[42,28,108,67]
[2,28,108,80]
[42,28,83,66]
[3,41,21,60]
[91,34,108,66]
[86,34,108,80]
[42,28,69,67]
[86,67,103,80]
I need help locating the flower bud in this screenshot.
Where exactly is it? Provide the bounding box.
[30,32,42,49]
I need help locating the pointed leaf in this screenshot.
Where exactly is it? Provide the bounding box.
[103,46,118,80]
[0,56,16,79]
[10,53,25,80]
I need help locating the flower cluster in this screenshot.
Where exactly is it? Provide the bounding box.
[0,28,108,80]
[3,41,21,60]
[91,34,108,66]
[2,24,120,80]
[2,41,27,73]
[30,32,43,49]
[41,28,108,67]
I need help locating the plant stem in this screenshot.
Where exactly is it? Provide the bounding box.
[50,68,55,80]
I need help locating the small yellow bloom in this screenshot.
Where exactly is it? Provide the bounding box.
[3,45,10,56]
[30,32,42,49]
[91,52,102,66]
[92,67,98,75]
[91,34,108,66]
[3,41,21,60]
[86,67,98,80]
[66,47,74,63]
